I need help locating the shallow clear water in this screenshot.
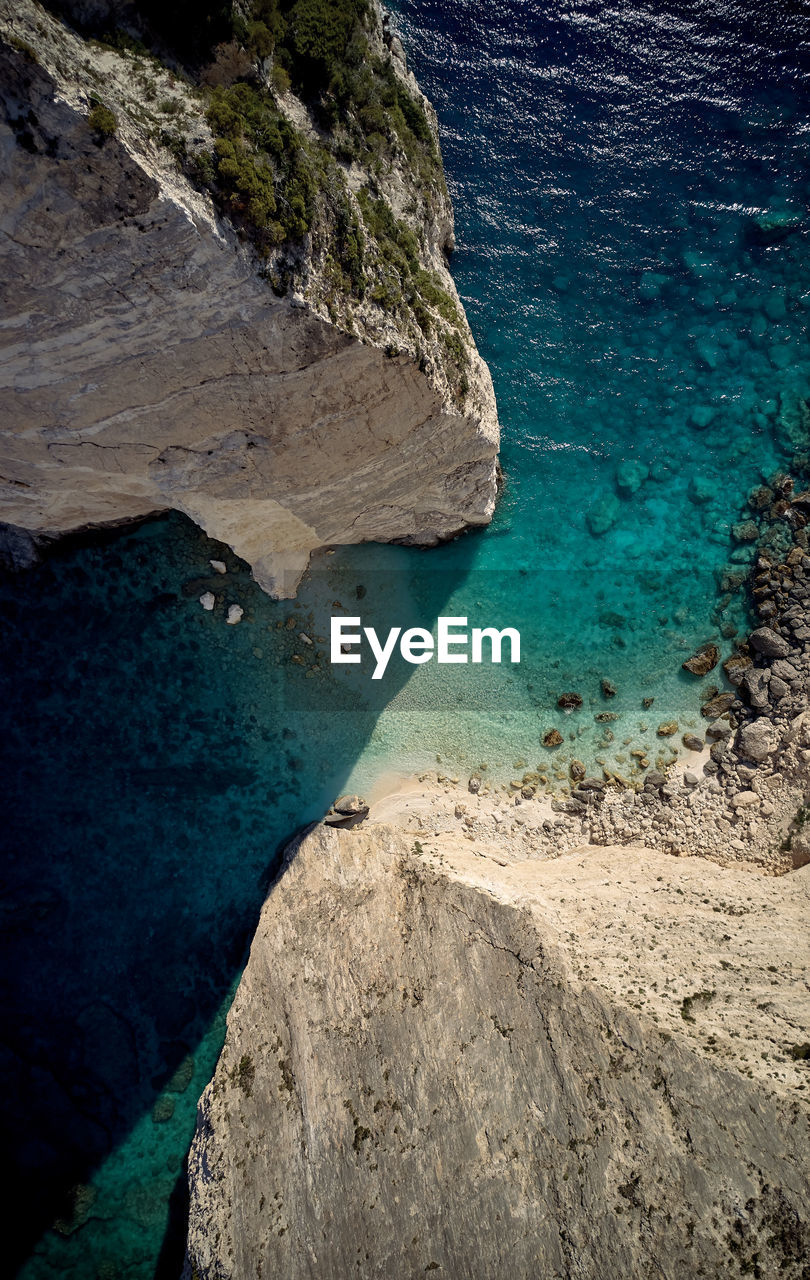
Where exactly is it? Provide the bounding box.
[3,1,809,1275]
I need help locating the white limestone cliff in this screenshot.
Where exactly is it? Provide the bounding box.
[186,822,810,1279]
[0,0,499,596]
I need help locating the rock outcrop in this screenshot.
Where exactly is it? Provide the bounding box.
[0,1,498,596]
[187,823,810,1279]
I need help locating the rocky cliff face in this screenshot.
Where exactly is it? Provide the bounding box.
[0,0,498,596]
[187,823,810,1280]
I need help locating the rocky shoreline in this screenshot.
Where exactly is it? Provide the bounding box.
[368,468,810,878]
[184,487,810,1273]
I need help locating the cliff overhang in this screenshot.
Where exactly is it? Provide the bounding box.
[0,0,499,596]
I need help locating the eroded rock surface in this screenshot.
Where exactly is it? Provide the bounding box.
[0,1,499,596]
[187,824,810,1279]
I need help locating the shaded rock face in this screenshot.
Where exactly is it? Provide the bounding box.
[186,825,810,1280]
[0,6,499,597]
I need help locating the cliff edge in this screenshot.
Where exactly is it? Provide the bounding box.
[0,0,499,596]
[187,822,810,1279]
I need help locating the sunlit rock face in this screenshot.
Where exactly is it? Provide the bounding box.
[187,823,810,1280]
[0,2,499,597]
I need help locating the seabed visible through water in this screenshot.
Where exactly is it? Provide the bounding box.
[3,0,810,1274]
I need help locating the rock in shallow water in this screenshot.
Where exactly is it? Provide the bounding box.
[557,692,583,710]
[701,693,735,719]
[682,643,720,676]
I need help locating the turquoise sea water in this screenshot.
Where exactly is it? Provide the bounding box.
[2,1,809,1274]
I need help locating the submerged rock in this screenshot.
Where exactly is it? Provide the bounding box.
[542,729,563,748]
[0,522,40,573]
[587,493,620,536]
[719,565,749,593]
[732,519,759,543]
[749,485,774,512]
[752,210,804,243]
[688,475,715,505]
[689,405,715,431]
[638,270,668,301]
[615,459,648,495]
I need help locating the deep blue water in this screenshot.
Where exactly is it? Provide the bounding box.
[3,1,809,1274]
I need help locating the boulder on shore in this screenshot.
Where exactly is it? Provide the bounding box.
[736,721,775,763]
[324,795,369,825]
[749,627,791,659]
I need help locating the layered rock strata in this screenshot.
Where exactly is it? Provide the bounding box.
[0,0,498,596]
[186,823,810,1280]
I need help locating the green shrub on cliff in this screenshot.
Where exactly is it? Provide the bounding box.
[285,0,368,90]
[87,99,117,140]
[204,81,318,248]
[50,0,452,346]
[356,186,462,344]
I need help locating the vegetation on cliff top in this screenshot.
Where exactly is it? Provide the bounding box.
[37,0,467,394]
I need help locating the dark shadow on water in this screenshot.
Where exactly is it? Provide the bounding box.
[0,510,480,1276]
[154,1161,190,1280]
